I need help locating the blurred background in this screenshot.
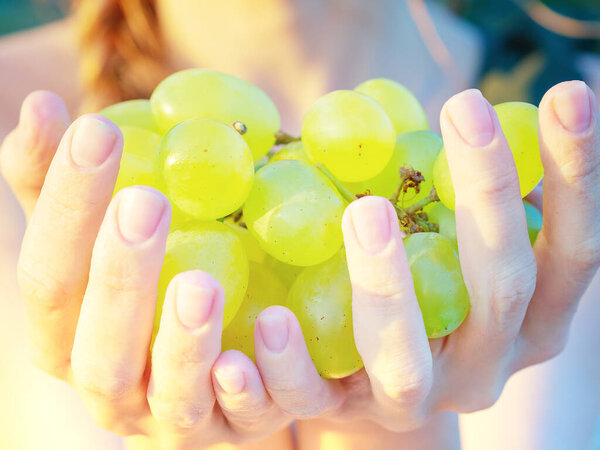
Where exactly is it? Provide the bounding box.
[1,0,599,105]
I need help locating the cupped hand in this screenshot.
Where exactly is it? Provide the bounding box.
[0,94,326,449]
[244,80,600,432]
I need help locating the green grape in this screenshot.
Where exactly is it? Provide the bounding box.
[424,202,458,251]
[155,221,249,338]
[403,233,469,338]
[222,262,287,361]
[263,255,304,288]
[346,131,442,205]
[150,69,280,159]
[354,78,429,135]
[433,102,542,210]
[495,102,543,197]
[113,126,161,195]
[224,220,267,264]
[100,99,159,134]
[301,90,396,182]
[243,160,346,266]
[523,200,542,246]
[270,141,312,164]
[287,250,363,378]
[432,150,455,210]
[156,118,254,221]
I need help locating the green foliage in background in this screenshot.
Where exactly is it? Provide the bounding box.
[437,0,600,104]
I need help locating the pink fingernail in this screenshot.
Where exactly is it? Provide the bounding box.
[349,196,392,253]
[117,187,165,243]
[214,367,246,394]
[446,89,495,147]
[175,281,215,330]
[552,81,592,133]
[71,115,117,168]
[257,313,289,353]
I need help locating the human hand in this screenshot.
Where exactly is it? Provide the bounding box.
[0,93,335,449]
[245,80,600,432]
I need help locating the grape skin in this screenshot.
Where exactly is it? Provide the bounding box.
[301,90,396,182]
[346,130,442,205]
[113,126,161,195]
[243,160,346,266]
[270,141,312,165]
[354,78,429,135]
[423,202,458,251]
[403,232,470,338]
[433,102,542,210]
[156,118,254,221]
[287,250,363,378]
[221,262,287,361]
[150,69,280,160]
[100,99,160,134]
[155,222,249,339]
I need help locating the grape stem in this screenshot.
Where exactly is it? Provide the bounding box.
[315,164,359,204]
[274,130,301,145]
[317,163,440,234]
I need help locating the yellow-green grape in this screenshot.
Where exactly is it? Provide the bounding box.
[432,149,455,209]
[224,221,267,264]
[423,202,458,251]
[433,102,542,210]
[113,126,161,195]
[155,222,249,338]
[156,118,254,220]
[222,262,287,361]
[270,141,312,164]
[263,255,304,288]
[404,233,469,338]
[523,200,542,246]
[301,90,396,182]
[354,78,429,135]
[99,99,159,134]
[243,160,346,266]
[150,69,280,159]
[288,250,363,378]
[346,131,442,205]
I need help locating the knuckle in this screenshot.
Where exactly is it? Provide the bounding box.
[490,255,537,324]
[469,166,519,207]
[552,135,600,186]
[524,333,569,366]
[380,373,432,407]
[17,252,71,311]
[150,399,210,430]
[568,232,600,273]
[72,358,137,401]
[453,385,502,413]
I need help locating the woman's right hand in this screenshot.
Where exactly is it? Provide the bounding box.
[0,92,345,449]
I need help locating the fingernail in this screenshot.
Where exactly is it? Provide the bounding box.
[118,187,165,243]
[552,81,592,133]
[214,367,246,394]
[349,196,392,253]
[175,280,215,329]
[446,89,495,147]
[71,115,117,168]
[257,313,289,353]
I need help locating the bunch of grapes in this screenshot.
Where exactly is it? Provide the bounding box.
[100,70,543,378]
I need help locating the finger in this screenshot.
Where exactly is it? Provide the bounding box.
[440,89,537,349]
[519,81,600,365]
[342,196,432,424]
[254,306,344,418]
[0,91,70,218]
[213,350,289,437]
[148,270,223,436]
[17,114,122,378]
[71,186,169,435]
